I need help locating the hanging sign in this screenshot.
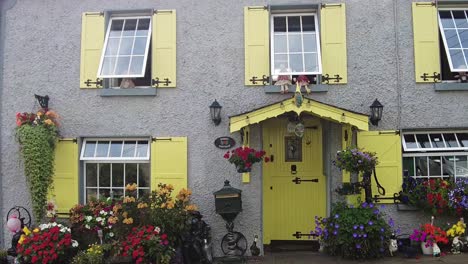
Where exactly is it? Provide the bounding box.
[214,137,236,149]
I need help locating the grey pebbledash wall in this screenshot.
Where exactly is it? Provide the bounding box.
[1,0,467,255]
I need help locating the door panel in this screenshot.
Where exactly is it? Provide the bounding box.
[263,117,326,244]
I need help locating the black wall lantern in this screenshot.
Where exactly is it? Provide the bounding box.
[34,94,49,110]
[209,99,222,126]
[369,99,383,126]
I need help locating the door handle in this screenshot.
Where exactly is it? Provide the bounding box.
[270,155,274,162]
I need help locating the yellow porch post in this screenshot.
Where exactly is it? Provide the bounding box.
[242,126,251,183]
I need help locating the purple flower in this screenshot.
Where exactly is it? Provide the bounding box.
[388,218,394,228]
[334,214,340,219]
[373,209,380,215]
[380,228,385,233]
[380,204,386,209]
[368,221,373,226]
[335,224,340,229]
[333,230,338,236]
[353,233,358,238]
[362,202,368,208]
[353,225,358,230]
[363,233,368,238]
[369,203,374,208]
[356,243,361,249]
[360,225,364,230]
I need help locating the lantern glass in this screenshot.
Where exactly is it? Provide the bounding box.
[210,100,222,125]
[369,99,383,126]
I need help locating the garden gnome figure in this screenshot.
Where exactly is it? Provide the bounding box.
[274,64,292,94]
[389,233,398,256]
[451,236,462,254]
[296,75,311,94]
[250,235,260,256]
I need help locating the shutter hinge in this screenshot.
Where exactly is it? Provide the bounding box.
[84,78,103,88]
[321,3,342,8]
[152,137,172,142]
[321,74,342,84]
[249,75,270,85]
[152,78,172,87]
[420,72,440,82]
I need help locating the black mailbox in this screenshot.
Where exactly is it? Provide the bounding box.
[213,180,242,222]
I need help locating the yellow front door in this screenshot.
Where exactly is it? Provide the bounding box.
[262,117,326,244]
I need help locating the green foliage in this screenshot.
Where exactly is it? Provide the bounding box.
[71,250,103,264]
[16,124,58,220]
[314,202,391,259]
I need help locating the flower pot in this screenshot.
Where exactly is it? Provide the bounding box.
[421,242,433,255]
[345,194,361,207]
[236,166,251,173]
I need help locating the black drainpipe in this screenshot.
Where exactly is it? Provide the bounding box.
[0,0,18,248]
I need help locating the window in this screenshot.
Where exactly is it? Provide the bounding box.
[271,13,322,81]
[402,131,468,180]
[80,139,151,202]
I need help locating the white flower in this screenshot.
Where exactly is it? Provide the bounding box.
[108,232,114,237]
[52,222,57,227]
[155,227,161,233]
[85,216,93,222]
[100,210,107,215]
[60,228,67,233]
[85,224,90,229]
[96,217,103,222]
[72,240,79,248]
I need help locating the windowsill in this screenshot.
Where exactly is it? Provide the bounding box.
[264,84,328,93]
[434,82,468,91]
[100,88,157,97]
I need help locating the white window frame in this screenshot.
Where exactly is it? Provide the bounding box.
[80,138,150,161]
[401,131,468,152]
[438,8,468,72]
[97,16,152,79]
[270,12,322,76]
[403,153,468,180]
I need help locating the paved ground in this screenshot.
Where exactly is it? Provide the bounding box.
[247,252,468,264]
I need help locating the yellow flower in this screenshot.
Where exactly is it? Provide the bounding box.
[108,216,118,224]
[123,217,134,225]
[126,183,137,192]
[161,203,167,209]
[123,196,136,203]
[33,228,40,233]
[44,119,54,126]
[166,200,175,209]
[177,188,192,202]
[122,211,128,218]
[23,226,31,236]
[45,110,58,119]
[18,234,26,244]
[137,202,148,209]
[185,204,198,211]
[166,184,174,191]
[36,111,43,117]
[113,204,122,214]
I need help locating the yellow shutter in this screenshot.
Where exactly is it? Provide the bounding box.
[357,131,402,203]
[412,2,441,83]
[80,12,104,89]
[53,139,79,216]
[152,10,177,88]
[321,3,347,84]
[244,6,270,86]
[342,124,351,182]
[151,137,187,193]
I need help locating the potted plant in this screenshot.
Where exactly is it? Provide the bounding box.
[446,218,466,254]
[409,216,449,255]
[223,147,269,173]
[333,148,378,175]
[0,249,8,264]
[335,182,362,207]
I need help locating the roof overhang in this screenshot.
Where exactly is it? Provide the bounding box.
[229,97,369,133]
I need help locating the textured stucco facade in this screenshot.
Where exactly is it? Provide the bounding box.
[1,0,467,255]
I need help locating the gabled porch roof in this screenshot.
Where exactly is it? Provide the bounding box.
[229,97,369,133]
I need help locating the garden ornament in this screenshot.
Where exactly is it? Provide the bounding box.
[294,86,303,107]
[6,216,21,233]
[250,235,260,256]
[433,243,441,257]
[6,206,31,257]
[296,75,311,94]
[274,64,292,94]
[182,211,213,264]
[389,233,398,256]
[451,236,463,254]
[455,71,468,83]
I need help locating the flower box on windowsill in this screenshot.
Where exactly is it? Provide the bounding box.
[264,84,328,93]
[100,88,157,97]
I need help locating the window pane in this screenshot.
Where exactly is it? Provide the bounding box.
[304,53,318,72]
[450,49,466,69]
[404,135,418,149]
[289,54,303,72]
[288,16,301,32]
[428,156,442,176]
[84,141,96,157]
[112,164,124,187]
[101,57,116,76]
[444,29,460,49]
[288,34,302,52]
[302,16,315,32]
[444,133,459,147]
[274,17,286,32]
[96,141,109,157]
[125,163,137,185]
[99,189,111,199]
[105,38,120,55]
[86,163,97,187]
[129,56,144,75]
[460,29,468,48]
[303,34,317,52]
[274,54,288,71]
[416,134,431,148]
[415,156,428,176]
[111,189,124,199]
[133,37,147,55]
[119,38,133,55]
[429,134,445,148]
[443,156,455,176]
[138,189,150,198]
[115,57,130,75]
[99,163,111,187]
[274,35,287,53]
[440,11,455,28]
[455,156,468,177]
[136,18,150,36]
[86,189,97,202]
[453,11,468,28]
[110,20,124,37]
[403,157,415,176]
[122,141,136,157]
[457,133,468,147]
[136,141,149,157]
[109,141,123,157]
[123,19,137,37]
[139,163,150,187]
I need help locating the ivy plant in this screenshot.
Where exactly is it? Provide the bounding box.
[16,110,59,220]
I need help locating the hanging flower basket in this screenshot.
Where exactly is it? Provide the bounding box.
[224,147,269,173]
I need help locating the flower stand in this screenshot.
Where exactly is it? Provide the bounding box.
[421,242,433,255]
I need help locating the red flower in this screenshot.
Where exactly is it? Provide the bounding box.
[161,233,168,240]
[264,156,270,162]
[223,152,230,159]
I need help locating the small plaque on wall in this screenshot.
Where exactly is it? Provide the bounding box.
[214,137,236,149]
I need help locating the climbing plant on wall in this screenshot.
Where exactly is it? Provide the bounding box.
[15,109,59,220]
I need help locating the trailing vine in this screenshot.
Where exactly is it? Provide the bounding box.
[16,110,59,221]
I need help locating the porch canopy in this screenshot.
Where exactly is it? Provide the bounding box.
[229,96,369,133]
